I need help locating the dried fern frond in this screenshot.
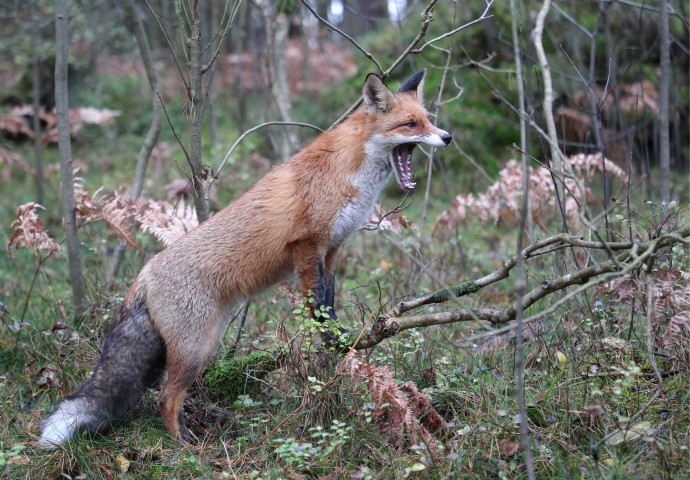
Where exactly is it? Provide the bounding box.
[345,352,447,453]
[598,269,690,352]
[6,203,60,255]
[663,311,690,350]
[0,105,120,145]
[598,274,639,304]
[0,145,33,182]
[73,179,143,251]
[0,107,36,139]
[100,193,142,252]
[655,269,690,350]
[436,154,626,233]
[570,80,658,118]
[73,176,101,224]
[136,199,198,247]
[367,204,415,234]
[567,153,628,180]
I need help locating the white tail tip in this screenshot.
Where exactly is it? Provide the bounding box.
[38,399,88,448]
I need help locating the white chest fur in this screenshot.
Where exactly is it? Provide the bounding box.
[330,142,392,247]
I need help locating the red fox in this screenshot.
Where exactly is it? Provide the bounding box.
[39,69,451,446]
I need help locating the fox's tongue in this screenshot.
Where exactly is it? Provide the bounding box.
[392,144,416,190]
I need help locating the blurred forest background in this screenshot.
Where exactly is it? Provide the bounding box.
[0,0,689,478]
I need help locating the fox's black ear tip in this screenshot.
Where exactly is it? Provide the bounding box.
[410,69,427,82]
[396,69,427,93]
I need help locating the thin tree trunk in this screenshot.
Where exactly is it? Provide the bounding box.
[205,0,219,147]
[587,2,611,241]
[532,0,566,232]
[510,1,535,477]
[31,33,44,205]
[108,0,164,281]
[55,0,87,317]
[658,0,671,202]
[188,0,210,222]
[511,0,531,239]
[263,4,297,161]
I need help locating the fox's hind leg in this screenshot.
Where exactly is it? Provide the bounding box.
[157,306,226,442]
[160,362,196,442]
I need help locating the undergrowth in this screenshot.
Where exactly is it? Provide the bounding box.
[2,189,689,478]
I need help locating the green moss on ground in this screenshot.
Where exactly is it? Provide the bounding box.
[202,349,281,401]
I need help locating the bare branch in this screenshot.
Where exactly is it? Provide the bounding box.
[354,226,690,349]
[411,1,495,53]
[156,91,192,168]
[382,0,439,78]
[392,233,634,316]
[202,0,243,74]
[300,0,383,75]
[328,0,440,129]
[207,121,323,195]
[532,0,567,232]
[144,0,189,92]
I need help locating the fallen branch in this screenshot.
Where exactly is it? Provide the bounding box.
[354,226,690,349]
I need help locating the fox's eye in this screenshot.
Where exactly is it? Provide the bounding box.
[404,121,418,128]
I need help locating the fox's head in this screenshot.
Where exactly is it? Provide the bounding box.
[362,69,452,190]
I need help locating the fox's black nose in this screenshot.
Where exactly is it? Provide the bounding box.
[441,133,452,145]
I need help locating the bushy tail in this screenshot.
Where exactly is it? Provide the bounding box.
[39,299,166,447]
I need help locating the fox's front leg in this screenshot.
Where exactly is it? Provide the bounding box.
[291,241,349,347]
[291,240,334,318]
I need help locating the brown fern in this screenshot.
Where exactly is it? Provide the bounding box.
[663,311,690,350]
[6,203,60,255]
[136,199,198,247]
[0,105,120,145]
[99,194,143,252]
[436,154,627,233]
[0,145,33,181]
[368,204,415,234]
[598,269,690,351]
[345,352,448,453]
[73,180,143,251]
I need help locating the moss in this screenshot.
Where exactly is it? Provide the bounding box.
[202,349,281,401]
[428,281,480,304]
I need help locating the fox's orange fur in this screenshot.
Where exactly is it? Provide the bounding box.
[39,69,451,446]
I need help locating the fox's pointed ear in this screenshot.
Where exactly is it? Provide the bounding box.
[396,68,426,103]
[363,73,396,114]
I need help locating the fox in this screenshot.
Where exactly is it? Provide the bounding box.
[39,69,451,446]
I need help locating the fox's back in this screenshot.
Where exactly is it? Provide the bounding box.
[143,165,303,303]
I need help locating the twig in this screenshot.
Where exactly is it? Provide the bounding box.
[382,0,439,78]
[206,121,322,195]
[411,0,495,53]
[299,0,383,75]
[156,91,192,168]
[420,45,452,232]
[233,302,250,346]
[393,233,635,316]
[144,0,189,92]
[202,0,243,74]
[532,0,567,234]
[511,0,535,474]
[360,191,415,231]
[328,0,440,128]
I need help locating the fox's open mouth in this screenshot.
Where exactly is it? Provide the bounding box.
[391,143,417,190]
